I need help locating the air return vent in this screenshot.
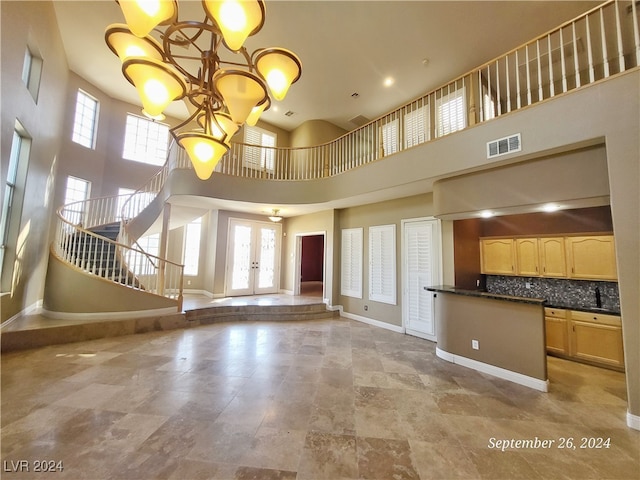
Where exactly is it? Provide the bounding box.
[487,133,521,159]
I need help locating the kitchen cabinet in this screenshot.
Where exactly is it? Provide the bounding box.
[480,238,515,275]
[566,235,617,280]
[515,238,539,276]
[569,310,624,370]
[544,307,568,355]
[539,237,566,277]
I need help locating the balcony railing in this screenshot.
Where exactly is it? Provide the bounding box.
[169,0,638,181]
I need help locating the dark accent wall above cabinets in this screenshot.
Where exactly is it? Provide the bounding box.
[453,206,614,290]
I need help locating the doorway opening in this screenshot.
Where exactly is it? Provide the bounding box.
[295,232,325,299]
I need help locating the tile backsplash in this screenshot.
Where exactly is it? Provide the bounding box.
[486,275,620,312]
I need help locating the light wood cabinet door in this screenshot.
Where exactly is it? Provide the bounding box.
[539,237,566,277]
[566,236,617,280]
[480,239,515,275]
[570,320,624,368]
[515,238,539,276]
[545,317,568,354]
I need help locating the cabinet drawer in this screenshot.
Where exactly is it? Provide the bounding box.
[544,308,567,319]
[571,310,621,326]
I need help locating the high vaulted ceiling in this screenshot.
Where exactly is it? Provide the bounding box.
[53,1,601,133]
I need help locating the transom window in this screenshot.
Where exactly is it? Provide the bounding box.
[122,114,169,166]
[22,47,43,102]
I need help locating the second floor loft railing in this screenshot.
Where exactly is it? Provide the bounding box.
[164,0,638,181]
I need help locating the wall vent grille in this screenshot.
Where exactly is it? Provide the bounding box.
[487,133,521,159]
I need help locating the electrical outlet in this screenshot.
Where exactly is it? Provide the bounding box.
[472,339,479,350]
[364,305,368,311]
[187,280,192,286]
[525,282,531,289]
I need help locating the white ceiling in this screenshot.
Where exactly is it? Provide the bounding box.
[52,1,601,221]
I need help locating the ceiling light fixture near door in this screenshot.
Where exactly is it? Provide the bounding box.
[268,209,282,222]
[105,0,302,180]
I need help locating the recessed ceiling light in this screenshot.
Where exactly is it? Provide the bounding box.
[383,77,395,87]
[480,210,495,218]
[542,203,560,212]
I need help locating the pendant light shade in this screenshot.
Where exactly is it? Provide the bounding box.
[214,70,268,124]
[197,112,240,145]
[255,48,302,101]
[122,57,187,117]
[118,0,178,37]
[203,0,265,51]
[177,132,228,180]
[105,24,165,63]
[245,96,270,126]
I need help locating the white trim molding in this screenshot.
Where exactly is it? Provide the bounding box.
[338,306,404,333]
[436,347,549,392]
[627,411,640,431]
[1,300,43,330]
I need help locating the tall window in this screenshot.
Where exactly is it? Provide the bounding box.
[404,105,430,148]
[123,114,169,166]
[22,47,43,102]
[381,119,399,156]
[244,125,276,172]
[63,176,91,226]
[1,123,31,284]
[436,87,466,137]
[72,90,99,149]
[183,216,203,276]
[127,233,160,275]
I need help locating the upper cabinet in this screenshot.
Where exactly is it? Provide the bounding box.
[480,238,515,275]
[566,235,617,280]
[480,234,616,281]
[539,237,567,277]
[515,238,539,276]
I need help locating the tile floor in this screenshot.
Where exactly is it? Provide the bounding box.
[1,315,638,479]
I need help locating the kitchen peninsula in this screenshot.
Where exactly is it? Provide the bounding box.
[425,285,548,392]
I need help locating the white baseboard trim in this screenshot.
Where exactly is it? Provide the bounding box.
[40,306,180,322]
[183,289,213,297]
[279,289,294,296]
[1,300,43,330]
[627,411,640,431]
[436,347,549,392]
[339,307,404,333]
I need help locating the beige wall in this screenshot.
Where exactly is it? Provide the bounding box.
[0,1,69,320]
[290,119,346,147]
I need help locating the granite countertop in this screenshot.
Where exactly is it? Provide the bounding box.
[425,285,621,315]
[425,285,546,306]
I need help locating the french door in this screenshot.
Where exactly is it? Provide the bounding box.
[402,218,441,341]
[225,219,281,296]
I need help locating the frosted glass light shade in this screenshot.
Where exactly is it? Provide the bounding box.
[197,112,240,145]
[118,0,177,37]
[105,24,164,63]
[177,132,228,180]
[245,97,270,126]
[214,70,267,124]
[203,0,265,51]
[122,58,187,117]
[255,48,302,101]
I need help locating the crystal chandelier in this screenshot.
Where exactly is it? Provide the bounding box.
[105,0,302,180]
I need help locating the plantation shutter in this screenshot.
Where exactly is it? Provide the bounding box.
[404,105,430,148]
[369,224,396,304]
[436,88,466,137]
[381,119,399,155]
[341,228,363,298]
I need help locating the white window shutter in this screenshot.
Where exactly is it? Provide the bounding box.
[404,105,430,148]
[369,224,396,305]
[341,228,363,298]
[381,119,399,155]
